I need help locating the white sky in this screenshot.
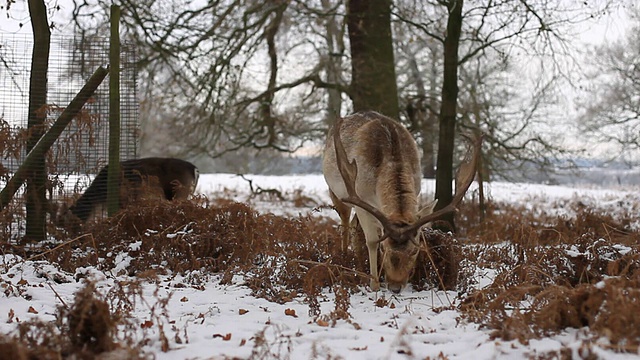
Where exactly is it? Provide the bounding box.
[2,1,632,40]
[0,0,75,34]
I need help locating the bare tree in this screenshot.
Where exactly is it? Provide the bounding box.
[458,54,568,181]
[66,0,622,184]
[434,0,463,229]
[392,0,618,229]
[320,0,347,126]
[579,7,640,164]
[71,0,350,162]
[394,12,441,178]
[24,0,51,242]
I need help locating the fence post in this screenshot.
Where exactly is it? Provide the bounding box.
[107,5,121,216]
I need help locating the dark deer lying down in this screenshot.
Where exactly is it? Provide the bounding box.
[323,111,480,293]
[57,157,198,228]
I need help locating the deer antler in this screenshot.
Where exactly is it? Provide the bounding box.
[406,132,483,232]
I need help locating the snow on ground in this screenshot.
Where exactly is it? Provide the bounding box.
[2,174,640,359]
[198,173,640,223]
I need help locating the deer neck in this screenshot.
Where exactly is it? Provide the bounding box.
[376,163,419,224]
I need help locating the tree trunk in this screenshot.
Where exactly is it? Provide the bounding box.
[434,0,463,232]
[24,0,51,242]
[405,43,437,179]
[424,45,439,179]
[322,0,345,128]
[347,0,399,119]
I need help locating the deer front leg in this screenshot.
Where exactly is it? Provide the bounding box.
[356,209,382,291]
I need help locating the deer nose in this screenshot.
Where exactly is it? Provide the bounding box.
[388,284,402,294]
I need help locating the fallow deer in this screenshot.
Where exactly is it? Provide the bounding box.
[323,111,479,293]
[56,157,198,230]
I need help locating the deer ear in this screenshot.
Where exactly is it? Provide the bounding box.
[418,199,438,217]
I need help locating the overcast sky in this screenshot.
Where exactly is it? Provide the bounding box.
[1,1,635,161]
[1,2,632,41]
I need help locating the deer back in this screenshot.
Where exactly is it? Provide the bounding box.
[121,157,198,201]
[323,111,422,224]
[65,157,198,224]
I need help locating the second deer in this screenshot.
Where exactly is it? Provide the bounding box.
[55,157,199,231]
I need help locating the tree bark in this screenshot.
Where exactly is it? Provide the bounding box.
[435,0,463,231]
[322,0,345,128]
[347,0,399,119]
[24,0,51,242]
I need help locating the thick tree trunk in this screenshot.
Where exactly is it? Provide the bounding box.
[435,0,463,231]
[24,0,51,242]
[347,0,399,119]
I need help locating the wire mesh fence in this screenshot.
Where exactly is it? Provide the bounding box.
[0,33,138,241]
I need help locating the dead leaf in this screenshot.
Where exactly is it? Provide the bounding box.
[239,338,247,346]
[285,308,297,317]
[17,279,28,286]
[180,296,189,302]
[141,320,154,328]
[239,309,249,315]
[27,306,38,314]
[316,319,329,327]
[213,333,232,341]
[160,331,170,352]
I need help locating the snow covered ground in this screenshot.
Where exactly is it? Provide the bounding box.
[1,174,639,359]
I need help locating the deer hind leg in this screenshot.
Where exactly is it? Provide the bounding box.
[355,208,383,291]
[329,190,352,252]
